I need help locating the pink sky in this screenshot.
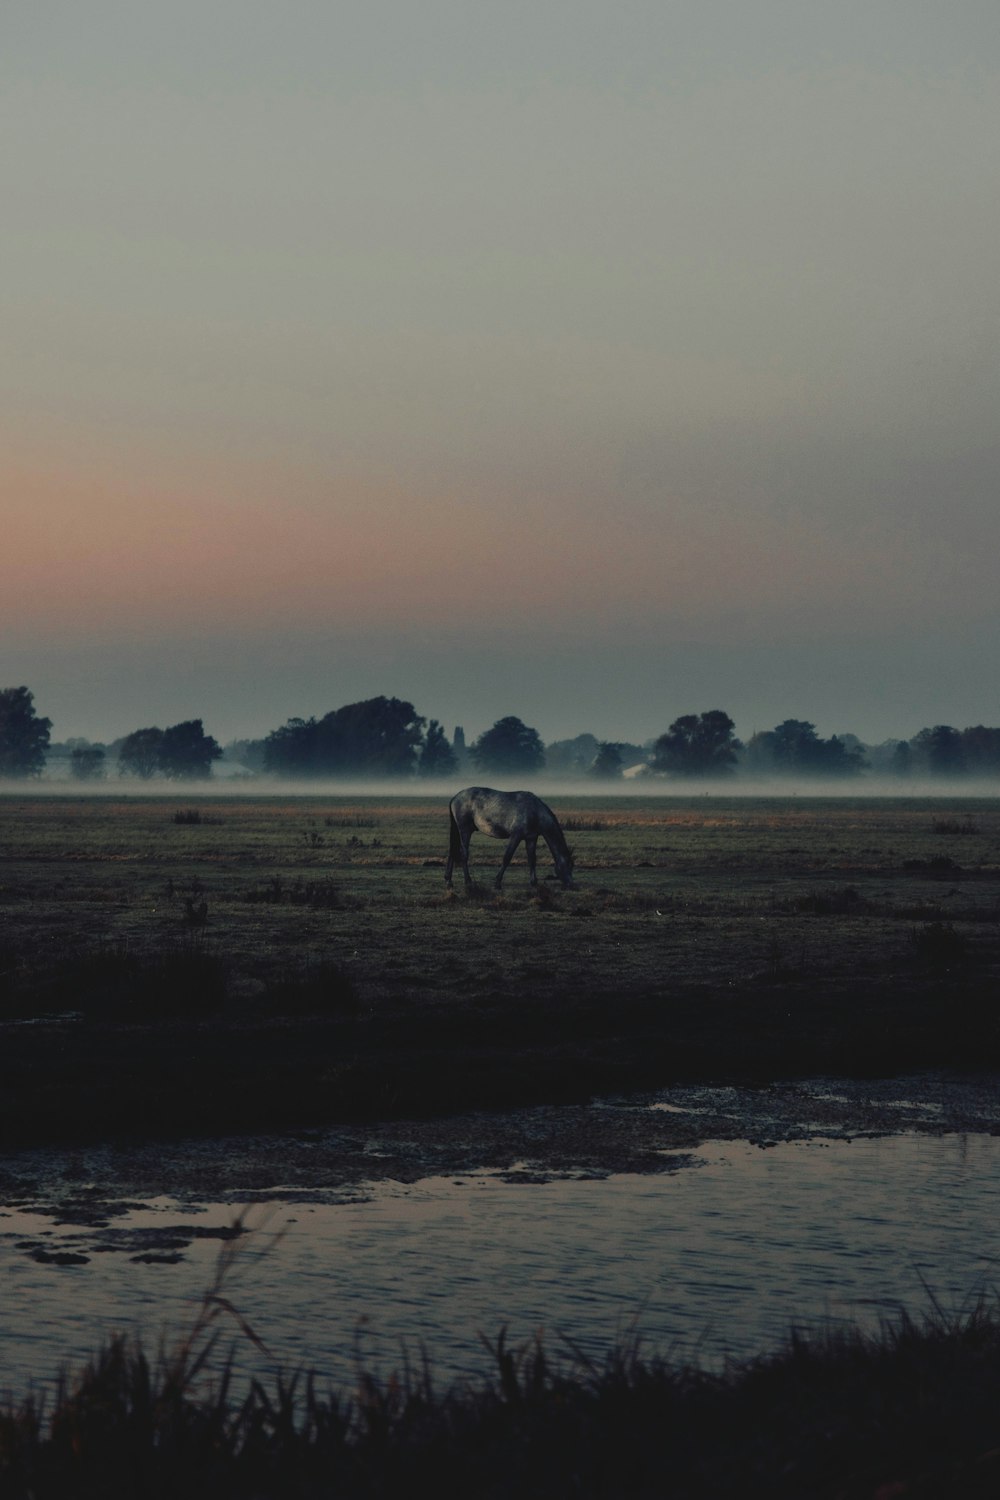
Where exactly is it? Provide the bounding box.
[4,3,999,745]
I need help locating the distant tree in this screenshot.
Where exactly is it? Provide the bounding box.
[471,716,545,777]
[890,741,913,778]
[616,741,650,773]
[158,720,223,779]
[911,725,966,778]
[70,745,106,781]
[223,738,268,773]
[746,719,866,777]
[819,734,868,776]
[837,733,867,758]
[264,697,425,777]
[862,739,908,776]
[319,696,424,776]
[958,725,1000,777]
[263,717,319,776]
[649,710,742,778]
[771,720,821,770]
[545,734,599,777]
[589,742,624,779]
[118,727,165,779]
[451,726,469,771]
[0,686,52,778]
[418,720,458,778]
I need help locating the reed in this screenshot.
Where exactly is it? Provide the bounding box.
[3,1289,999,1497]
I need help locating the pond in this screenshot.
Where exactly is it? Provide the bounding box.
[3,1128,999,1396]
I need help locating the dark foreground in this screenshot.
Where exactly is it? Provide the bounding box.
[3,1295,999,1498]
[4,800,1000,1493]
[2,963,998,1148]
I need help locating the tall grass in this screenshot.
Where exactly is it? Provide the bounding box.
[3,1247,1000,1498]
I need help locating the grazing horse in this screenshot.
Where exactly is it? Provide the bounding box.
[445,786,575,890]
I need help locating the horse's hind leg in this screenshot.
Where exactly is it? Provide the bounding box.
[525,835,538,886]
[495,833,523,888]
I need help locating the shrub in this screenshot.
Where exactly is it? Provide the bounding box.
[55,946,229,1019]
[932,816,979,835]
[910,922,967,968]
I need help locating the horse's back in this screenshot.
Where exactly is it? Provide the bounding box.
[450,786,542,839]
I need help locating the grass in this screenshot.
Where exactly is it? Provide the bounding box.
[1,792,999,1144]
[3,1268,1000,1498]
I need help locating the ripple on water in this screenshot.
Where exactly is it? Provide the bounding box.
[2,1132,999,1394]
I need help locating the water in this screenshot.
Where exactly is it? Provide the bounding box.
[2,1132,998,1396]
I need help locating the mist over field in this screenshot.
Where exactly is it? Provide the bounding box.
[8,775,1000,803]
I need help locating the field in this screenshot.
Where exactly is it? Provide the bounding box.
[2,791,999,1145]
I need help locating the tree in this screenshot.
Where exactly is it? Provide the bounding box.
[589,742,624,779]
[960,725,1000,776]
[263,717,319,776]
[911,725,966,778]
[471,716,545,777]
[451,726,469,772]
[159,720,223,779]
[321,696,424,776]
[118,727,165,779]
[223,738,268,773]
[649,710,742,777]
[264,697,425,777]
[70,745,107,781]
[545,734,599,777]
[890,741,913,778]
[0,686,51,778]
[745,720,866,777]
[418,720,458,778]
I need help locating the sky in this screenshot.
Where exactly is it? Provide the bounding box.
[4,1,999,750]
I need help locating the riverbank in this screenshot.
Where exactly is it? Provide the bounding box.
[3,1293,999,1498]
[2,965,998,1150]
[2,1072,997,1226]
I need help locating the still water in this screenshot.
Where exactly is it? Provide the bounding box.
[3,1131,999,1395]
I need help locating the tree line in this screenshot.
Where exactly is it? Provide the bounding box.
[4,684,1000,782]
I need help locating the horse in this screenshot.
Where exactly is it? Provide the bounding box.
[444,786,575,890]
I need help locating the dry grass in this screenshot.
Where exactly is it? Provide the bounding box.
[1,792,999,1143]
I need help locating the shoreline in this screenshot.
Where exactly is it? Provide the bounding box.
[2,1069,997,1228]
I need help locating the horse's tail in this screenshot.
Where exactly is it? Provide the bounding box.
[448,805,463,859]
[445,802,465,887]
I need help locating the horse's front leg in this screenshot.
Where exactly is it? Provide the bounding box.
[525,836,539,886]
[495,833,523,888]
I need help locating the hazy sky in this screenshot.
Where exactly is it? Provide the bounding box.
[4,1,999,748]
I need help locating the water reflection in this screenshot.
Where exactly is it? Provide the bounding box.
[2,1132,998,1395]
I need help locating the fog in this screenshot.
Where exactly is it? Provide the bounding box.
[6,775,1000,803]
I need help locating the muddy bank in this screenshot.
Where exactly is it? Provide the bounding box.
[1,1071,996,1242]
[3,962,998,1153]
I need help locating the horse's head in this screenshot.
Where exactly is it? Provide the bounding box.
[553,841,575,887]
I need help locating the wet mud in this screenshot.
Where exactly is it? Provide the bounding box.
[2,1070,996,1261]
